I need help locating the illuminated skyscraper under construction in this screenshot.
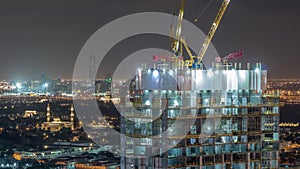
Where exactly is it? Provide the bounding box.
[120,61,279,169]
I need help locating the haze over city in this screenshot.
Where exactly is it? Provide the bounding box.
[0,0,299,79]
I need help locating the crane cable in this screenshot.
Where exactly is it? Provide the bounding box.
[194,0,213,22]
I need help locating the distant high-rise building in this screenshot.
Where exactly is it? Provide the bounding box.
[89,55,96,81]
[41,74,46,84]
[120,62,279,169]
[95,80,104,94]
[89,55,96,94]
[104,74,112,93]
[57,77,61,83]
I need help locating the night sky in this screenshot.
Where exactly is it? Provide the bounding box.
[0,0,299,80]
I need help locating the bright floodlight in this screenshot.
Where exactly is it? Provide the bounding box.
[137,68,142,74]
[207,69,214,78]
[44,83,49,88]
[153,70,159,78]
[16,82,22,89]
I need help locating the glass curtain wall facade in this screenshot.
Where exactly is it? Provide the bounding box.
[120,62,279,169]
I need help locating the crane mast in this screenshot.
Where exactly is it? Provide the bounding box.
[172,0,186,56]
[196,0,230,65]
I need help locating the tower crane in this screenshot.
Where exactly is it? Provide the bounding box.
[155,0,231,68]
[172,0,186,57]
[154,0,186,62]
[196,0,230,66]
[183,0,231,68]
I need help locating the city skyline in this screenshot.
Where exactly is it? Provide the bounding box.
[0,76,297,168]
[0,0,299,80]
[0,1,299,168]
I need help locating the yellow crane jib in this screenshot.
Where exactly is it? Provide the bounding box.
[181,37,195,67]
[172,0,186,56]
[196,0,230,65]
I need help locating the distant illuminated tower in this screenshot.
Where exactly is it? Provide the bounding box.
[89,55,96,81]
[89,55,96,94]
[46,103,51,122]
[41,74,46,84]
[104,74,112,93]
[70,105,75,130]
